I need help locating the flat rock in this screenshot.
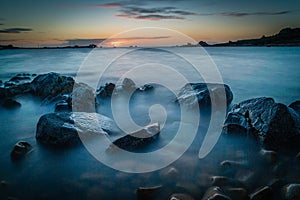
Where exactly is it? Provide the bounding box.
[176,83,233,108]
[250,186,272,200]
[108,123,160,152]
[36,112,119,146]
[223,97,300,150]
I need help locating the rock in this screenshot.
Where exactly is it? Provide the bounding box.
[121,78,136,91]
[0,180,7,187]
[138,84,154,92]
[282,184,300,200]
[170,193,194,200]
[136,185,162,200]
[289,101,300,114]
[176,83,233,107]
[55,101,71,112]
[250,186,272,200]
[259,149,278,164]
[108,122,160,152]
[10,141,32,159]
[202,187,231,200]
[36,112,119,146]
[160,167,179,185]
[8,73,32,84]
[223,97,300,150]
[2,98,21,109]
[96,83,115,98]
[71,83,95,112]
[224,188,248,200]
[31,72,75,100]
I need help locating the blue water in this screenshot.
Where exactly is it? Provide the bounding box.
[0,47,299,199]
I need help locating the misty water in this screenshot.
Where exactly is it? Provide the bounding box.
[0,47,299,199]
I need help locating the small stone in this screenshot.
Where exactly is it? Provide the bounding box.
[282,184,300,200]
[160,167,179,185]
[2,98,21,109]
[136,185,162,200]
[170,193,194,200]
[10,141,32,160]
[0,180,7,187]
[296,152,300,161]
[259,149,278,164]
[250,186,272,200]
[225,188,248,200]
[122,78,136,90]
[202,187,231,200]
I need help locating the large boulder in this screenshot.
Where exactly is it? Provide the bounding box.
[176,83,233,108]
[223,97,300,150]
[36,112,120,146]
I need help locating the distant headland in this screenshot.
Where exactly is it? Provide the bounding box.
[199,27,300,47]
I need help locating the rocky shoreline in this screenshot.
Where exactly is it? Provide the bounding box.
[1,72,300,200]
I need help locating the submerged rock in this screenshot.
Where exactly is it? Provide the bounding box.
[136,185,162,200]
[259,149,278,164]
[176,83,233,108]
[108,123,160,152]
[10,141,32,160]
[36,112,119,146]
[202,186,231,200]
[282,184,300,200]
[2,98,21,109]
[224,188,248,200]
[223,97,300,150]
[170,193,194,200]
[160,166,179,186]
[250,186,272,200]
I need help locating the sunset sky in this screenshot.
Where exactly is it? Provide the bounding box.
[0,0,299,47]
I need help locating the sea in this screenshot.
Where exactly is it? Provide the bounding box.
[0,47,299,199]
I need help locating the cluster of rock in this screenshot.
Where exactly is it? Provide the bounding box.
[2,72,300,199]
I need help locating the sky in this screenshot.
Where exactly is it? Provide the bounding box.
[0,0,299,47]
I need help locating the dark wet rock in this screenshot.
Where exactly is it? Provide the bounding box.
[55,101,71,112]
[250,186,272,200]
[268,179,286,193]
[36,112,119,146]
[223,97,300,150]
[2,98,21,109]
[259,149,278,164]
[177,83,233,108]
[136,185,162,200]
[96,83,115,98]
[10,141,32,160]
[202,187,231,200]
[31,72,75,100]
[0,82,32,98]
[289,101,300,115]
[170,193,194,200]
[272,162,287,177]
[108,122,160,152]
[282,184,300,200]
[0,180,7,187]
[224,188,248,200]
[138,84,154,92]
[220,160,249,169]
[8,73,32,84]
[160,167,179,186]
